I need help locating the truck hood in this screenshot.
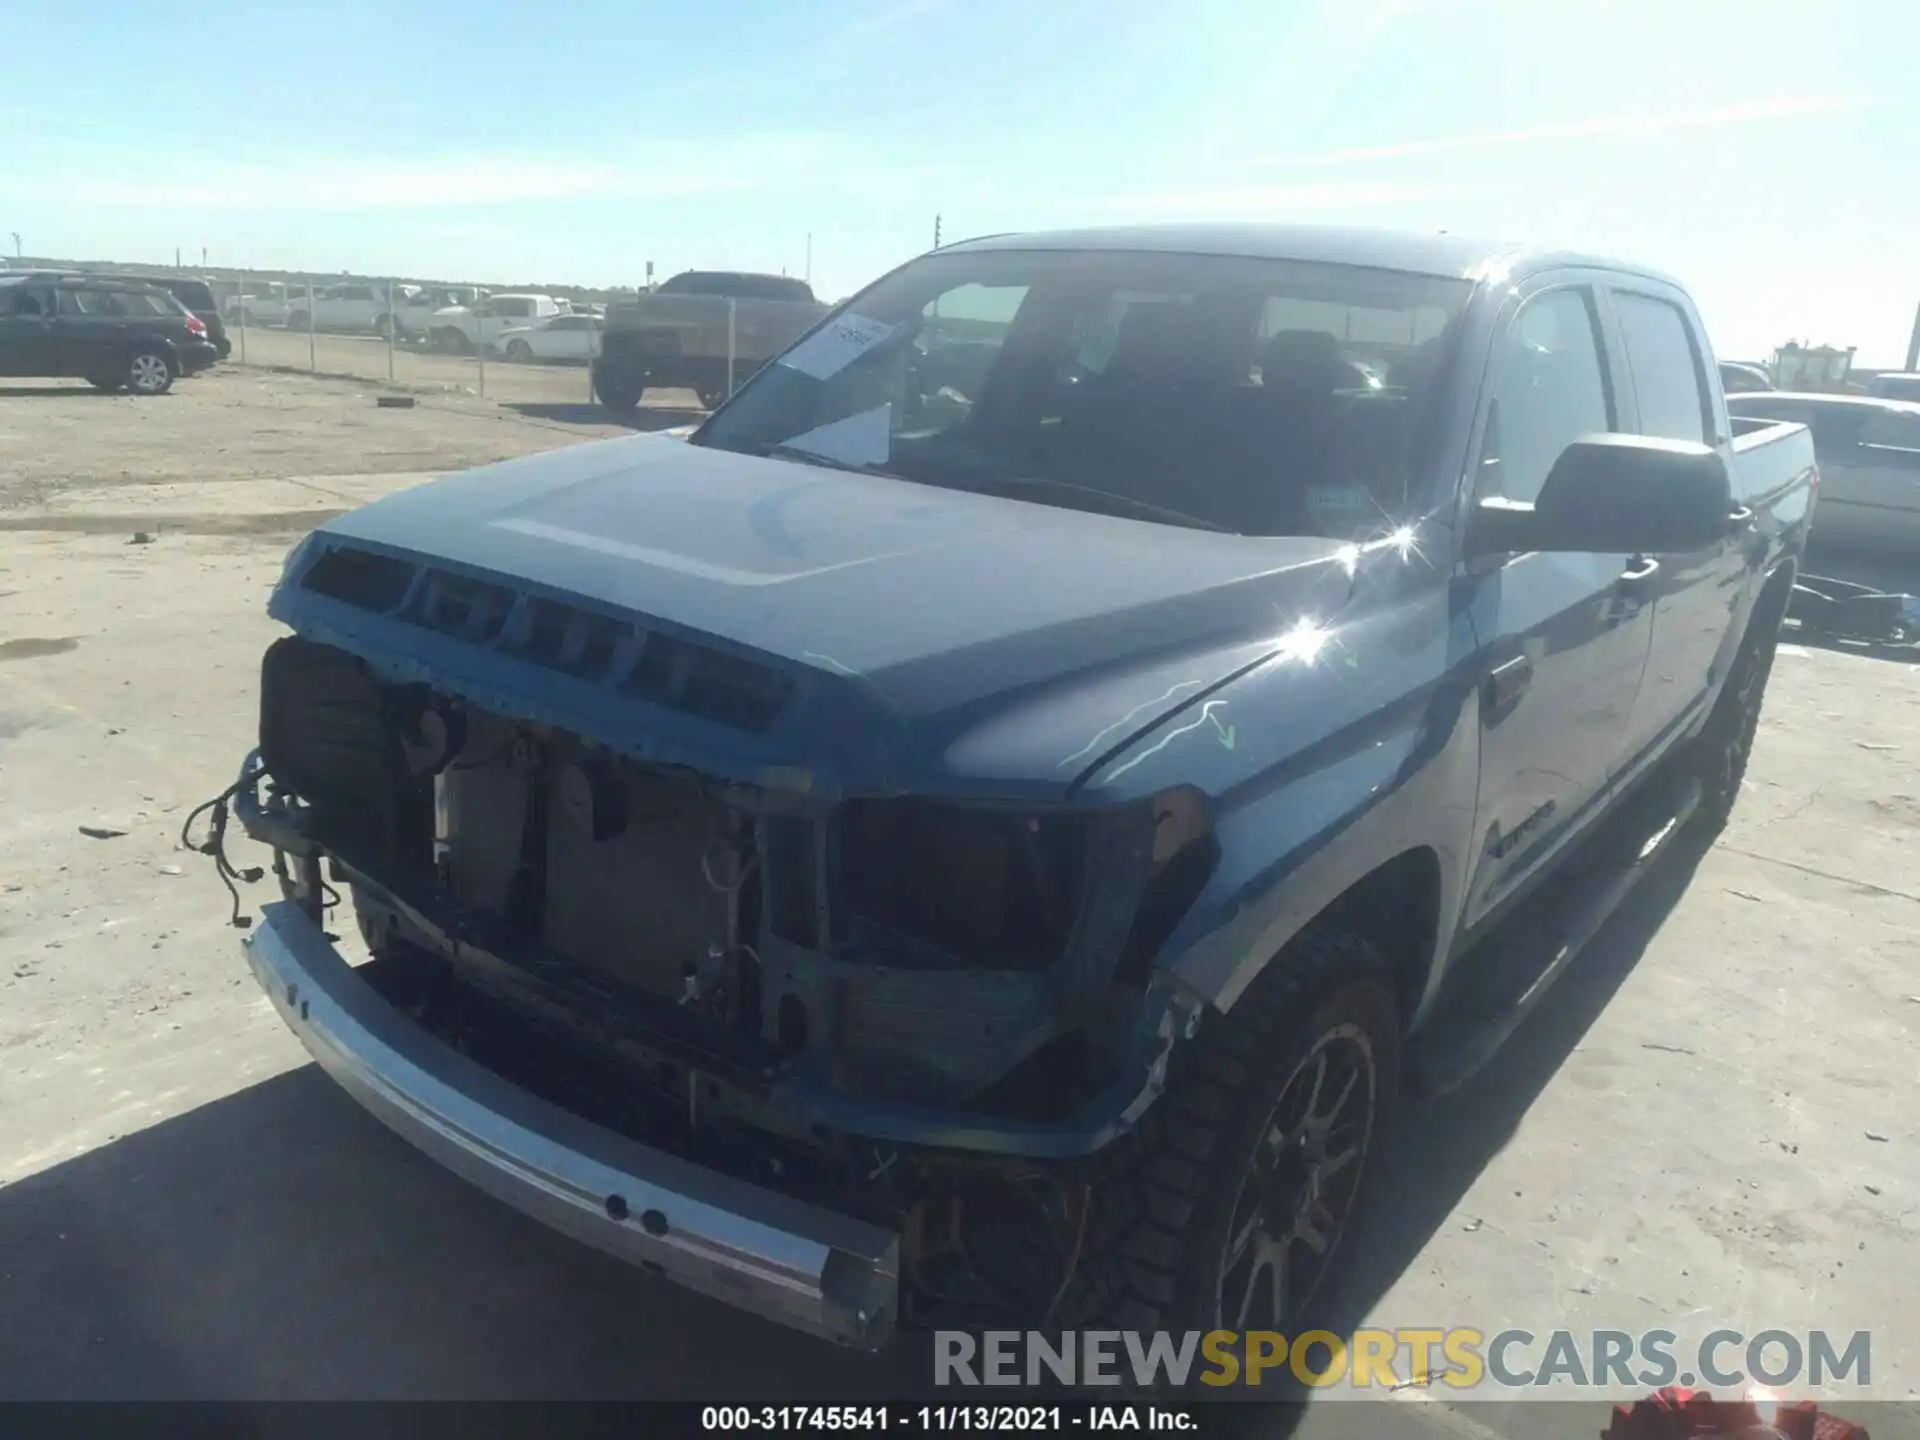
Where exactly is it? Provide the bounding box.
[274,434,1359,798]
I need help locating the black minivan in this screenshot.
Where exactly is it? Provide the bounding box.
[0,275,221,395]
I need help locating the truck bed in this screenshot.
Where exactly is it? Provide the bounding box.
[1730,415,1819,534]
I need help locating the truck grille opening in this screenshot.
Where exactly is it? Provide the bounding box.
[834,800,1087,970]
[257,636,435,884]
[260,641,751,1013]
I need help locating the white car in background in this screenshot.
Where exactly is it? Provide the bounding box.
[426,293,568,353]
[494,312,604,363]
[394,286,485,340]
[227,282,294,327]
[1727,392,1920,550]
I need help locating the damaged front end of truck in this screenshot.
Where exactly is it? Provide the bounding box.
[211,528,1228,1349]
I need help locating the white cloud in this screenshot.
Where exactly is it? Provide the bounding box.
[1279,94,1876,166]
[1099,179,1459,217]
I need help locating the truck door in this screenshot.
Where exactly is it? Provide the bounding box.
[1603,285,1748,775]
[1460,278,1656,926]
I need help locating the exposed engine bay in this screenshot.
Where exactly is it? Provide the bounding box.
[237,634,1214,1325]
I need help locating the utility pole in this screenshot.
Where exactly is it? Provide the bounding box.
[8,232,18,259]
[174,246,181,268]
[805,232,812,284]
[1906,300,1920,373]
[933,214,942,250]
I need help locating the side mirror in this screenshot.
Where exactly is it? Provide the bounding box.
[1467,433,1733,558]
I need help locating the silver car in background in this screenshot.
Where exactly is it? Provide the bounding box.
[1728,391,1920,551]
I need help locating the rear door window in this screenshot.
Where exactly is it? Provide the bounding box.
[57,288,126,317]
[1612,291,1708,444]
[122,290,181,317]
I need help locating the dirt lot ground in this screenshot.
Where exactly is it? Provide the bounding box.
[1,367,1916,1436]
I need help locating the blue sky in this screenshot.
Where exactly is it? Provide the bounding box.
[3,0,1915,363]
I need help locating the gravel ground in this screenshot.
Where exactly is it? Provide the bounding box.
[0,369,1915,1437]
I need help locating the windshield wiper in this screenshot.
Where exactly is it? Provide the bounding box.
[759,441,906,480]
[981,475,1234,533]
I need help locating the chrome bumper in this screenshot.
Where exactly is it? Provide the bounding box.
[244,900,899,1348]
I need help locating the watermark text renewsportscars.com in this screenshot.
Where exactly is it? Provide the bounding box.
[933,1329,1874,1397]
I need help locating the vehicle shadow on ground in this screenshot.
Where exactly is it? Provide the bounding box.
[506,401,707,432]
[0,384,103,398]
[0,1061,907,1401]
[0,839,1712,1418]
[1307,825,1716,1353]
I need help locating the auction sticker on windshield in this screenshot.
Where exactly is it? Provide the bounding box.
[778,314,898,380]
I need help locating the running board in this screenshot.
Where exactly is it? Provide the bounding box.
[1405,774,1703,1098]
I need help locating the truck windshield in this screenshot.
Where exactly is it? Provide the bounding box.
[695,247,1470,537]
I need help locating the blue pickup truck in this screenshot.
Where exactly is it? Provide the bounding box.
[218,224,1815,1351]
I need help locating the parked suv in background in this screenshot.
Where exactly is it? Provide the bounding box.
[0,275,219,394]
[147,277,230,359]
[17,270,232,362]
[290,282,420,336]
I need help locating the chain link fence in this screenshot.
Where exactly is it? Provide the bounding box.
[217,273,682,413]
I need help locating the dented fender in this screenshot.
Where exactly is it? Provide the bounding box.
[1083,565,1485,1027]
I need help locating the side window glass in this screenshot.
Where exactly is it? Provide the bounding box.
[1859,411,1920,454]
[59,288,124,317]
[1614,293,1708,443]
[1476,288,1611,504]
[906,282,1028,428]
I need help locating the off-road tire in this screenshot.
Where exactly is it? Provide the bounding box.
[1690,606,1781,832]
[595,375,643,413]
[288,310,310,331]
[697,385,728,411]
[1055,922,1400,1345]
[505,339,534,363]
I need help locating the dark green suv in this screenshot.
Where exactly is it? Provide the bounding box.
[0,275,220,395]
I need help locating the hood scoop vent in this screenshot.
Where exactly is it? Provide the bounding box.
[298,543,793,733]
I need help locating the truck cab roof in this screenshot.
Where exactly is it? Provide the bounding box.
[658,271,817,302]
[945,222,1685,289]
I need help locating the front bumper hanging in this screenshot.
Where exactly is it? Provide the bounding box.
[244,895,902,1349]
